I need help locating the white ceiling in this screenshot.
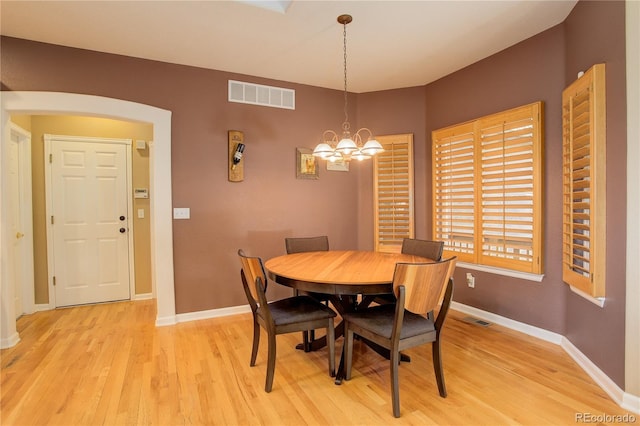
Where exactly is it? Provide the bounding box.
[0,0,578,93]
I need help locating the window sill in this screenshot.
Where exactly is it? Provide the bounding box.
[457,262,544,282]
[569,285,605,307]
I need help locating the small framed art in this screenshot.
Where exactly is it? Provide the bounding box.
[326,158,349,172]
[296,147,319,179]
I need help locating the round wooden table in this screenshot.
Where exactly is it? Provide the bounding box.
[265,250,432,296]
[265,250,433,384]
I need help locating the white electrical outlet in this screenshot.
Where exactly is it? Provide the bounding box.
[466,272,475,288]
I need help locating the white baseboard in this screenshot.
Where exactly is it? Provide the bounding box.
[450,301,564,344]
[451,302,639,415]
[133,292,154,300]
[0,332,20,349]
[175,304,251,323]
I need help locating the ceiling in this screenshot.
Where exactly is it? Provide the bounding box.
[0,0,578,93]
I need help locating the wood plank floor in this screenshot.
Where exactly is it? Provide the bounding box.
[1,300,633,425]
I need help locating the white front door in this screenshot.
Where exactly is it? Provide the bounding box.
[47,136,132,307]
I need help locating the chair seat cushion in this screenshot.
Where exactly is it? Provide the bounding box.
[343,305,435,340]
[261,296,336,326]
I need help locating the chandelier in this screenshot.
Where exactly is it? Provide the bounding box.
[312,14,384,162]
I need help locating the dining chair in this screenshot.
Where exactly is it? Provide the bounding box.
[285,236,331,349]
[285,235,330,254]
[238,249,337,392]
[341,257,457,417]
[374,238,445,305]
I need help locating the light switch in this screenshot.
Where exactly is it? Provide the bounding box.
[173,207,190,219]
[137,208,145,219]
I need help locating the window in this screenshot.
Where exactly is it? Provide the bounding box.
[562,64,606,298]
[432,102,544,274]
[373,134,414,253]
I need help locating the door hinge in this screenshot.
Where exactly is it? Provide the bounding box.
[51,216,54,225]
[53,276,56,286]
[49,153,52,163]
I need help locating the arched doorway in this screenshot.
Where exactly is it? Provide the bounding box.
[1,92,176,348]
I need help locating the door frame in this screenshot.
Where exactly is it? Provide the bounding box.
[44,134,135,308]
[1,92,176,349]
[8,122,35,317]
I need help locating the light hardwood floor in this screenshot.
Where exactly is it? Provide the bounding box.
[1,300,633,425]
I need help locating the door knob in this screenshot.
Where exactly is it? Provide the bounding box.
[119,228,126,233]
[16,232,25,239]
[119,216,126,221]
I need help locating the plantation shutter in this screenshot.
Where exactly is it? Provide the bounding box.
[562,63,606,297]
[432,101,544,274]
[373,134,414,253]
[432,123,476,263]
[478,103,543,273]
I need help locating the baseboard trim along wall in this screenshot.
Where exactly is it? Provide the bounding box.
[451,301,640,415]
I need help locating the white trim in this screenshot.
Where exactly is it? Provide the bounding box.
[0,332,20,349]
[133,292,154,301]
[457,261,544,282]
[569,285,605,307]
[626,0,640,403]
[450,301,563,344]
[0,92,176,349]
[34,303,52,312]
[176,304,251,323]
[452,302,639,415]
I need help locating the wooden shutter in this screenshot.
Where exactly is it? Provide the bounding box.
[562,63,606,297]
[432,102,544,273]
[373,134,414,253]
[432,123,476,263]
[478,103,543,273]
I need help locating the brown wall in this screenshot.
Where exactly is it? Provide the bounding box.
[419,1,627,387]
[0,0,627,387]
[563,0,627,387]
[0,36,364,313]
[423,24,568,334]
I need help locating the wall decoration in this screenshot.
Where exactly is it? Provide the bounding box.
[296,147,319,179]
[326,158,349,172]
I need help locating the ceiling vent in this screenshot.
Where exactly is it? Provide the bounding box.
[228,80,295,110]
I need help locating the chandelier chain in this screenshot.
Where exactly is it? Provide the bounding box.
[342,20,350,132]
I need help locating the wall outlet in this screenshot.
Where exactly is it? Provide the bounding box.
[466,272,475,288]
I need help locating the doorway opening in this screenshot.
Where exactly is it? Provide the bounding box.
[1,92,177,348]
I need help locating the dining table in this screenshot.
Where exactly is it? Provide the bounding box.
[264,249,433,383]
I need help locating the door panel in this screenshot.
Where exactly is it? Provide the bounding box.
[50,138,130,307]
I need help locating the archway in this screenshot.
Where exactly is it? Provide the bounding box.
[1,91,176,348]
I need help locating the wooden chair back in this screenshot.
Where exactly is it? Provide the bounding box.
[401,238,444,261]
[392,257,457,315]
[238,249,267,305]
[285,236,329,254]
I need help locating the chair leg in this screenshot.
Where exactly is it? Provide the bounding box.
[250,319,260,367]
[327,320,335,377]
[265,332,277,392]
[344,325,354,380]
[390,349,401,417]
[432,339,447,397]
[302,330,310,351]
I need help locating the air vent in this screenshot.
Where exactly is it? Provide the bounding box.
[228,80,295,110]
[461,316,492,327]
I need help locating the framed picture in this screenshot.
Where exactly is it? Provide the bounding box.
[296,147,319,179]
[326,158,349,172]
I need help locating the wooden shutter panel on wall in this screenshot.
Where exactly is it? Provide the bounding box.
[562,63,606,297]
[432,123,476,263]
[478,103,543,273]
[373,134,414,253]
